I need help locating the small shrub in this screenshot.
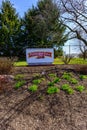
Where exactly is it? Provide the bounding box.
[75,85,85,92]
[62,54,73,64]
[0,75,8,91]
[47,86,60,94]
[28,85,38,92]
[32,79,41,84]
[0,57,14,74]
[14,80,25,89]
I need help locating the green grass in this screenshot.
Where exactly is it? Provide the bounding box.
[69,58,87,64]
[14,61,28,66]
[14,58,87,67]
[53,58,63,64]
[54,58,87,65]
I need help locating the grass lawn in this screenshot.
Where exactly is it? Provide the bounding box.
[14,58,87,66]
[14,61,28,66]
[69,58,87,64]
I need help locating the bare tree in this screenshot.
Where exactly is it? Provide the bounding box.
[62,54,73,64]
[79,42,87,60]
[57,0,87,46]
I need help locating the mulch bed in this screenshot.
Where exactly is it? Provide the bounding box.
[0,65,87,130]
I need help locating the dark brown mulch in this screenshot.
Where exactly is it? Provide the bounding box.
[0,65,87,130]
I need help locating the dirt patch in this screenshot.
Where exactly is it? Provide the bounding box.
[0,65,87,130]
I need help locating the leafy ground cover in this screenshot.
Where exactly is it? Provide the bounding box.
[0,65,87,130]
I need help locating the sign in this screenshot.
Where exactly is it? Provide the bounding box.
[26,48,54,65]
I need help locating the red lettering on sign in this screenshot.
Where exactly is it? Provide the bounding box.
[28,51,52,58]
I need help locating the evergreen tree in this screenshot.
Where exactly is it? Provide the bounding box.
[0,0,20,56]
[23,0,67,48]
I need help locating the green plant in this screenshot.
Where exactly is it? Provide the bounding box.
[62,72,71,81]
[61,84,70,90]
[47,86,60,94]
[70,78,78,84]
[28,85,38,92]
[48,73,56,77]
[79,75,87,80]
[14,74,24,80]
[40,77,45,81]
[14,80,25,89]
[66,88,74,94]
[75,85,85,92]
[33,73,40,78]
[32,79,41,84]
[53,77,61,83]
[48,81,54,86]
[61,84,74,94]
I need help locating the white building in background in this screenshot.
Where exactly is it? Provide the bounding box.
[63,40,81,55]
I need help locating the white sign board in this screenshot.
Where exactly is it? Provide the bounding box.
[26,48,54,65]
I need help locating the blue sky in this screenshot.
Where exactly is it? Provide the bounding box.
[0,0,38,17]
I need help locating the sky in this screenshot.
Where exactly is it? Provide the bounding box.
[0,0,38,17]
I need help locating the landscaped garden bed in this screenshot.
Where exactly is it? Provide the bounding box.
[0,65,87,130]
